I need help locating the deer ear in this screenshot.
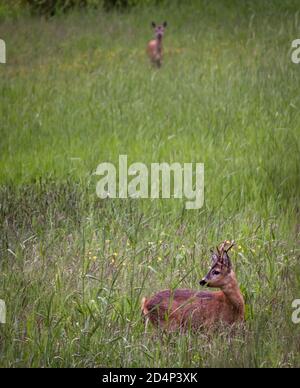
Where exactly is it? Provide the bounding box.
[163,21,168,28]
[151,22,156,28]
[211,252,218,264]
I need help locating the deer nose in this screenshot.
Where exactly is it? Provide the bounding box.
[199,279,207,287]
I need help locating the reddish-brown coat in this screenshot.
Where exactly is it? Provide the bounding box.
[147,39,163,67]
[142,286,244,331]
[142,241,245,331]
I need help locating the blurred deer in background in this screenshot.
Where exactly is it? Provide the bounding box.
[141,241,245,331]
[147,21,167,68]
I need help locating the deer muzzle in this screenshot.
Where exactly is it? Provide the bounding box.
[199,278,208,287]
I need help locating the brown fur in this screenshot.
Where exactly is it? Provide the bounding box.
[147,22,167,68]
[147,40,163,67]
[141,241,245,331]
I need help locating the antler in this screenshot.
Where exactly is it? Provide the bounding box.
[220,241,227,254]
[211,240,235,267]
[216,240,235,268]
[218,240,235,255]
[226,240,235,252]
[216,241,227,263]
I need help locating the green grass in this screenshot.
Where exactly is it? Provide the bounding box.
[0,0,300,367]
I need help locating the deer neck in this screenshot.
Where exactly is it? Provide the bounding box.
[221,271,245,319]
[156,36,163,53]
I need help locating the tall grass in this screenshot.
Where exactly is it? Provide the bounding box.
[0,0,300,367]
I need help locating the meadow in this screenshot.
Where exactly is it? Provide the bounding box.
[0,0,300,367]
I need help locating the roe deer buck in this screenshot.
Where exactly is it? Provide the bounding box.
[147,21,167,68]
[141,241,245,331]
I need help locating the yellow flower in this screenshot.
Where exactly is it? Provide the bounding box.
[157,257,162,262]
[238,245,242,250]
[92,256,97,261]
[113,252,118,257]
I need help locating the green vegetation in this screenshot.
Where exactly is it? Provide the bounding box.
[0,0,300,367]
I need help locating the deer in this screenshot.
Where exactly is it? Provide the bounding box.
[147,21,167,68]
[141,241,245,331]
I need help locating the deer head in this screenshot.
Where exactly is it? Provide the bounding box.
[151,21,167,40]
[200,241,235,288]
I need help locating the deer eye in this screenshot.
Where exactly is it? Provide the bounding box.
[212,270,220,276]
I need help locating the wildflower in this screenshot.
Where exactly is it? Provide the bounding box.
[92,256,97,261]
[157,257,162,262]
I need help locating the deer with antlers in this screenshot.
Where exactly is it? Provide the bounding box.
[147,21,167,68]
[141,241,245,331]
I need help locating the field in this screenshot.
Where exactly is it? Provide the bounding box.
[0,0,300,367]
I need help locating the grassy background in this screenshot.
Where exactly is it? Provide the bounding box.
[0,0,300,367]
